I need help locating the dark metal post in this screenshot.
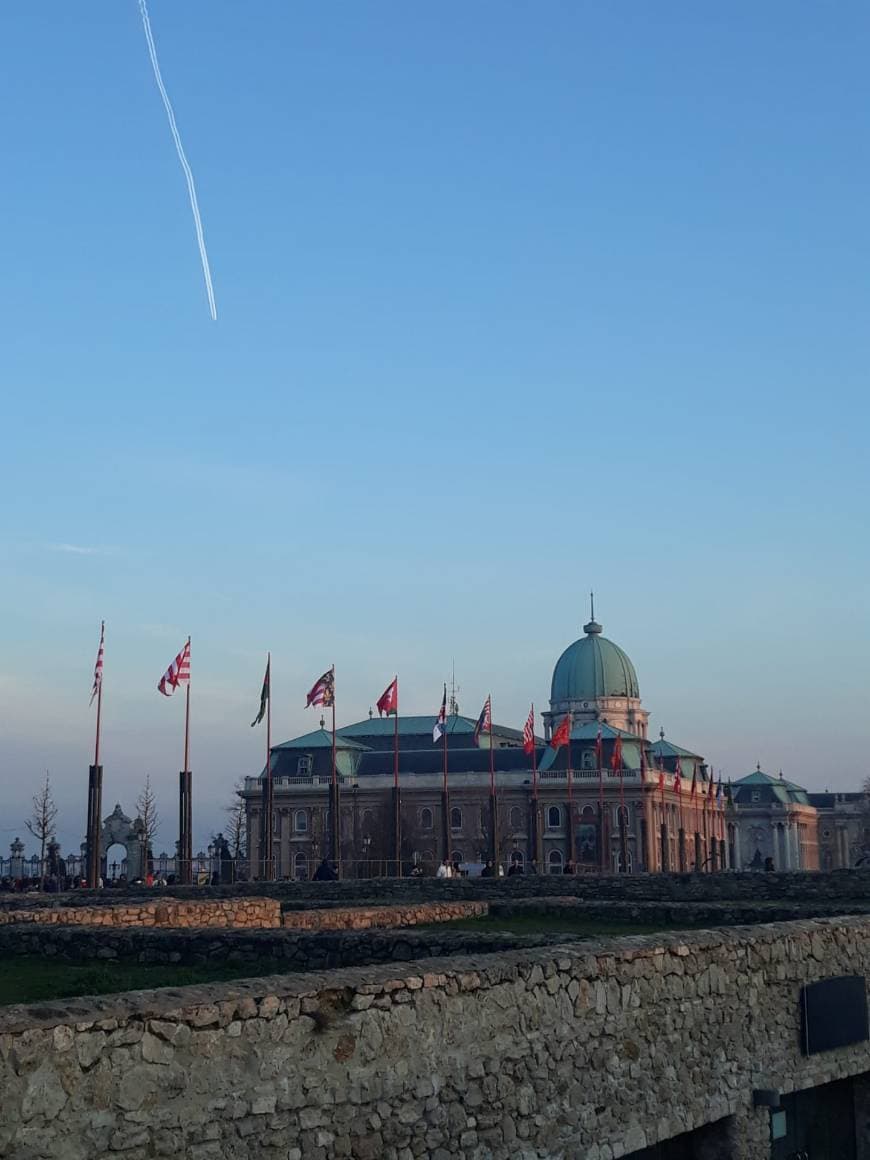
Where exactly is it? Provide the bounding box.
[86,764,103,887]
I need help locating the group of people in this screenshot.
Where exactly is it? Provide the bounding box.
[433,857,579,879]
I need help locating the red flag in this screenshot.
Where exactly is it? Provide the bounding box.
[306,667,335,708]
[611,734,623,771]
[550,713,571,750]
[523,705,535,755]
[90,621,105,705]
[157,638,190,697]
[377,677,398,718]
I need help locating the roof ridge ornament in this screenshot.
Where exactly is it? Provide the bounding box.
[583,590,603,635]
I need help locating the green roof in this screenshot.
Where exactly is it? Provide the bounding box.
[650,738,703,760]
[732,768,811,805]
[551,620,639,702]
[569,722,644,742]
[338,715,478,738]
[273,729,370,752]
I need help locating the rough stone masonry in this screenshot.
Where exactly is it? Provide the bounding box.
[4,915,870,1158]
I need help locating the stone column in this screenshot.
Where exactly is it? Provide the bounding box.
[791,822,801,869]
[839,827,850,869]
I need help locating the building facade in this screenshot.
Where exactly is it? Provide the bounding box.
[241,614,732,877]
[731,769,868,871]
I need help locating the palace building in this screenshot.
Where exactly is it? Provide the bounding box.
[242,613,734,877]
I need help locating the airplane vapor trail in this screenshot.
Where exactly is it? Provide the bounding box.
[138,0,217,320]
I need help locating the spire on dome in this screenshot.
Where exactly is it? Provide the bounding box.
[583,592,602,636]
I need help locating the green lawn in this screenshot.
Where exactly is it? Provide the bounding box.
[0,957,284,1007]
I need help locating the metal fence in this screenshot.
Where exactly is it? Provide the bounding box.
[0,851,247,888]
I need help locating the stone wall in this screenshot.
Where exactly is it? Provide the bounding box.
[5,916,870,1158]
[6,898,870,976]
[0,897,280,930]
[280,900,487,931]
[8,866,870,912]
[0,922,552,972]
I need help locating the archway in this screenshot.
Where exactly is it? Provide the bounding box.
[99,803,144,883]
[105,843,126,881]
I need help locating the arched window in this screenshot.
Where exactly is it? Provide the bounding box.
[362,809,375,831]
[547,850,563,874]
[579,806,598,864]
[509,807,523,831]
[293,809,308,834]
[581,749,596,770]
[297,755,312,776]
[450,807,462,831]
[420,807,433,830]
[293,852,308,880]
[615,805,629,828]
[510,850,524,866]
[547,805,562,830]
[451,850,464,866]
[613,849,632,873]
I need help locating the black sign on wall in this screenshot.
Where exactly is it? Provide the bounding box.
[800,975,869,1055]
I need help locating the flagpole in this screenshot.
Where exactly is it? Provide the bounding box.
[265,652,273,881]
[488,696,498,868]
[598,731,606,874]
[442,688,449,865]
[331,666,340,875]
[179,636,192,885]
[94,668,103,770]
[530,704,540,871]
[565,713,574,870]
[87,621,105,888]
[660,758,668,871]
[617,740,627,875]
[393,677,401,877]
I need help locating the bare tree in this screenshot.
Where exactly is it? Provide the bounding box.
[26,771,58,889]
[225,781,248,861]
[136,774,160,859]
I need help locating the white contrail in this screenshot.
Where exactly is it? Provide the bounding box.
[138,0,217,320]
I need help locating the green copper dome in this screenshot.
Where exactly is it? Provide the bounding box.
[551,619,640,702]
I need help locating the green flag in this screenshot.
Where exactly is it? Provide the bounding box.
[251,656,270,727]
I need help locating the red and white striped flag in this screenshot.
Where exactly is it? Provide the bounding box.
[306,667,335,708]
[473,695,491,747]
[522,705,535,755]
[158,638,190,697]
[90,621,105,706]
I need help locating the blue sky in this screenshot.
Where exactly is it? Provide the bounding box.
[1,1,868,854]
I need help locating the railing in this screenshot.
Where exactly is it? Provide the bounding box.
[244,775,355,792]
[539,769,643,783]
